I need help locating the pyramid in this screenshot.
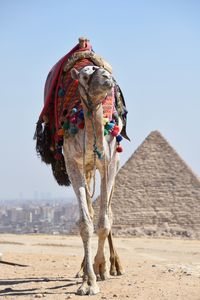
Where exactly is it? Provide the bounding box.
[94,131,200,238]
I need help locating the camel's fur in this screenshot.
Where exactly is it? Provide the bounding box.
[62,65,124,295]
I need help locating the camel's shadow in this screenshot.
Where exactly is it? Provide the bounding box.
[0,277,80,297]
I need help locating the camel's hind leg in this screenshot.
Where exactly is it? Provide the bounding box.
[108,230,124,276]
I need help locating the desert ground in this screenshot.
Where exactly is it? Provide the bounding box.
[0,234,200,300]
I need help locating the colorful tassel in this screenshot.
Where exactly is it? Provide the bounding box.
[86,111,92,117]
[58,88,65,97]
[93,146,103,160]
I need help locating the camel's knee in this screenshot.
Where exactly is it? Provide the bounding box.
[97,215,111,238]
[79,219,94,241]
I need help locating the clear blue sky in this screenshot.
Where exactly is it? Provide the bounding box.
[0,0,200,201]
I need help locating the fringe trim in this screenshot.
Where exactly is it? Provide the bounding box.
[34,121,71,186]
[51,156,71,186]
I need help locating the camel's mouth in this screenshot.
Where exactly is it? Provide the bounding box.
[103,79,114,88]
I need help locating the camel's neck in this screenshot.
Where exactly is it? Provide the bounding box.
[82,102,104,155]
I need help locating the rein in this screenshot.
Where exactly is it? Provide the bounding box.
[82,101,104,199]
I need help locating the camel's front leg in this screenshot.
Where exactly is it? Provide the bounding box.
[78,194,99,295]
[75,170,94,279]
[94,159,115,281]
[63,159,99,295]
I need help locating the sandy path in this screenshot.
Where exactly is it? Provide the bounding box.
[0,234,200,299]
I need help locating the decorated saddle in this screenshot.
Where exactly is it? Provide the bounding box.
[34,38,129,186]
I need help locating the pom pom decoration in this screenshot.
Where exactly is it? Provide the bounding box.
[70,127,78,135]
[116,145,123,153]
[63,120,70,130]
[78,122,84,129]
[57,128,64,136]
[104,128,109,136]
[103,117,109,125]
[74,79,79,86]
[116,135,123,143]
[111,125,120,137]
[105,122,115,131]
[111,130,118,137]
[113,125,120,133]
[78,110,84,120]
[71,107,78,114]
[70,116,77,124]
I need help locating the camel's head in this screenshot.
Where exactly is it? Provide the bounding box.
[71,65,114,105]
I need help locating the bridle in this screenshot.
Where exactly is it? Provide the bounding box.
[78,67,113,112]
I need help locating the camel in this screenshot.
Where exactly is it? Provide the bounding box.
[35,37,128,295]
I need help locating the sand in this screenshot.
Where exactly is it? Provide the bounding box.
[0,234,200,299]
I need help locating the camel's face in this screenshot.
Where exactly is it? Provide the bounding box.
[71,66,114,104]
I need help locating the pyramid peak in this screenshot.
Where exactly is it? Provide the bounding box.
[145,130,166,141]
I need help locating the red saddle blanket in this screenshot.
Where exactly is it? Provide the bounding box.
[35,40,129,186]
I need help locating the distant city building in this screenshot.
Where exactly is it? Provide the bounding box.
[0,201,79,234]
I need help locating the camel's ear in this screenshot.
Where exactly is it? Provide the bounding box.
[71,68,79,80]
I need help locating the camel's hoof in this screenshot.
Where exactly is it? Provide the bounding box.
[96,274,101,281]
[100,272,109,281]
[88,284,100,295]
[110,270,117,276]
[117,269,125,276]
[96,273,109,281]
[75,272,83,278]
[94,260,109,281]
[95,269,109,281]
[77,283,100,295]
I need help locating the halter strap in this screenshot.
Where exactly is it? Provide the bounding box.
[78,68,108,111]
